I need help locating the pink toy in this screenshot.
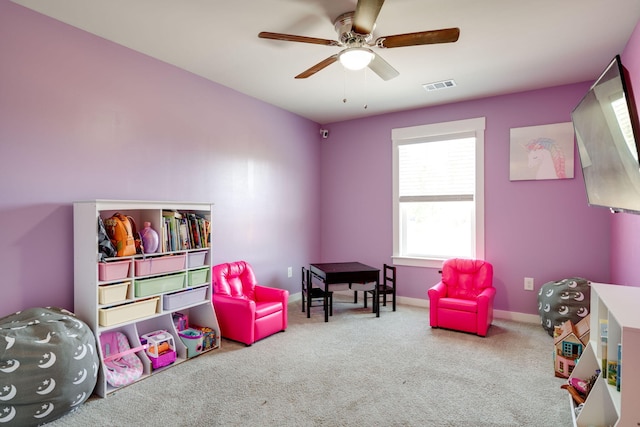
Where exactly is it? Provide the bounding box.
[140,330,176,369]
[139,222,159,253]
[101,331,144,387]
[569,377,589,395]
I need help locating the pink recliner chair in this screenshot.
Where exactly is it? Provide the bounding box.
[428,258,495,337]
[212,261,289,345]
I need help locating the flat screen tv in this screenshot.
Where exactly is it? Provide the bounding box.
[572,54,640,214]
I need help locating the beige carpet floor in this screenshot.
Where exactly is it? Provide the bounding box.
[49,294,572,426]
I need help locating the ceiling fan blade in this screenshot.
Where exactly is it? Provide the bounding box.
[352,0,385,34]
[295,54,339,79]
[258,31,339,47]
[368,53,399,81]
[376,27,460,48]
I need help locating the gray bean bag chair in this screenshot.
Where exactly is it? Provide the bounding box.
[537,278,591,336]
[0,307,98,426]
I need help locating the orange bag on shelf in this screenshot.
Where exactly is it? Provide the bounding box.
[104,213,141,257]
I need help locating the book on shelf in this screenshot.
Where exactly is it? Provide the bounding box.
[163,210,183,220]
[599,318,608,341]
[599,319,608,377]
[161,210,211,252]
[607,360,618,386]
[187,213,202,249]
[617,343,621,392]
[179,218,190,250]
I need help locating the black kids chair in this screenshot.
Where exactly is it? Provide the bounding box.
[302,266,333,318]
[364,264,397,311]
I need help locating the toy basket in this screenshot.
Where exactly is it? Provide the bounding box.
[178,328,203,358]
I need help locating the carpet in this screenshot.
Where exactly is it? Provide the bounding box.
[49,294,572,426]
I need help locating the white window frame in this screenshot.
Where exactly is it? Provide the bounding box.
[391,117,486,268]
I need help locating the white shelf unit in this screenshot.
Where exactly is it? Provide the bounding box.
[74,200,219,397]
[569,282,640,426]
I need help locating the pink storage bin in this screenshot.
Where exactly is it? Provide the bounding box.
[98,260,131,281]
[135,254,186,277]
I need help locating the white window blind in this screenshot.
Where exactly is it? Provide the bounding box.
[398,137,475,199]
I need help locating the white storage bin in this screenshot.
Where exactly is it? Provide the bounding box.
[187,251,207,268]
[163,286,208,311]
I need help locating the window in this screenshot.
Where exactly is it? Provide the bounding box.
[392,117,486,268]
[562,341,583,359]
[611,96,637,160]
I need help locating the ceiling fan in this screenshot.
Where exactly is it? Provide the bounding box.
[258,0,459,81]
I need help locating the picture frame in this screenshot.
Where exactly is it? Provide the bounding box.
[509,122,575,181]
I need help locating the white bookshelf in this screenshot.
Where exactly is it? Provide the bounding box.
[73,200,219,397]
[569,282,640,426]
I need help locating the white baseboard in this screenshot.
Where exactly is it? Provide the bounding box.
[290,291,541,325]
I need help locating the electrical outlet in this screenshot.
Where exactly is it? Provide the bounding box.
[287,267,292,278]
[524,277,534,291]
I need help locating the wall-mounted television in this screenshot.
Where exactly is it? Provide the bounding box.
[572,54,640,214]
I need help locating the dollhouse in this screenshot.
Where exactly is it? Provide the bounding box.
[553,314,590,378]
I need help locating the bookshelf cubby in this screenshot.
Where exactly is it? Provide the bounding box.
[568,282,640,426]
[73,200,219,397]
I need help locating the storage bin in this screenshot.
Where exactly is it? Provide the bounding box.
[98,282,130,305]
[98,260,131,281]
[178,328,203,358]
[188,268,209,287]
[134,254,186,277]
[135,273,185,298]
[163,286,208,311]
[187,251,207,268]
[98,297,159,326]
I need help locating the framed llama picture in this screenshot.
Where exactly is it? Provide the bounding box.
[509,122,575,181]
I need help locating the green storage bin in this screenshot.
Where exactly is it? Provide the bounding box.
[135,272,185,297]
[188,268,209,287]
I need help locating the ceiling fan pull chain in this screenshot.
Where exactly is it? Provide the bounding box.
[343,68,348,104]
[363,68,368,110]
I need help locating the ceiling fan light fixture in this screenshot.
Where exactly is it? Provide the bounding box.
[339,47,374,71]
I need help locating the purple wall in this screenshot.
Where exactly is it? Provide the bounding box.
[0,2,321,316]
[2,2,638,318]
[611,19,640,287]
[319,16,640,315]
[320,85,612,316]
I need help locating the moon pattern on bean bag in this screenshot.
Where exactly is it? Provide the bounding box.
[537,278,591,337]
[0,307,98,426]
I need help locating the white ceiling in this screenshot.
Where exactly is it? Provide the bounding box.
[11,0,640,124]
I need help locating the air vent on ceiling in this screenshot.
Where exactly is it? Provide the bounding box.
[422,79,456,92]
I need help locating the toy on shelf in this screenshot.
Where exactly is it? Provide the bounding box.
[192,325,217,351]
[561,369,600,406]
[178,328,203,358]
[173,312,188,331]
[140,330,177,369]
[553,314,590,378]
